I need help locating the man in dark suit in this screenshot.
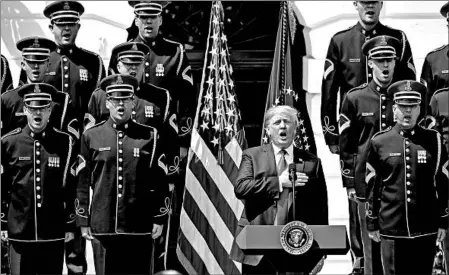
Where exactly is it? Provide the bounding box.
[233,105,328,274]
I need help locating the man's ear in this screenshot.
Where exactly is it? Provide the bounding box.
[48,24,53,32]
[21,61,26,70]
[158,15,163,27]
[105,99,112,110]
[135,17,140,28]
[353,1,357,8]
[368,60,374,69]
[76,23,81,31]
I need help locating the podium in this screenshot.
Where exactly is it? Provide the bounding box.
[236,225,350,273]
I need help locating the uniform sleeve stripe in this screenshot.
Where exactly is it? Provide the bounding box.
[76,155,86,175]
[169,114,178,134]
[339,114,350,135]
[366,162,376,184]
[158,154,169,175]
[323,59,334,80]
[435,133,442,176]
[407,59,416,76]
[182,65,193,86]
[67,125,80,140]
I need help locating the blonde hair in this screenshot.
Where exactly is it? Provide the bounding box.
[264,105,299,129]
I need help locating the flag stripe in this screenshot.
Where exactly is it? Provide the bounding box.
[177,230,210,275]
[190,128,244,219]
[187,161,238,251]
[183,190,241,274]
[179,206,220,274]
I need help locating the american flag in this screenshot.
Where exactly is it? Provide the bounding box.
[176,1,247,274]
[261,1,317,155]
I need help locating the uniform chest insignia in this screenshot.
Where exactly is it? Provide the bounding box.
[349,58,361,63]
[48,157,60,167]
[79,69,88,81]
[99,147,111,152]
[133,148,140,157]
[417,150,427,163]
[442,70,448,74]
[19,156,31,161]
[46,72,56,76]
[145,105,154,118]
[15,112,25,117]
[362,112,374,117]
[156,63,164,76]
[389,153,401,157]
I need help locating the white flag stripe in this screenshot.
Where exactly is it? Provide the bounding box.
[179,206,224,275]
[190,128,244,219]
[225,136,243,169]
[185,168,236,256]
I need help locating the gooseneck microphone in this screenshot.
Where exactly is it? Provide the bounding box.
[289,163,297,221]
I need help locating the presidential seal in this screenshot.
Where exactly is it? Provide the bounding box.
[280,221,313,255]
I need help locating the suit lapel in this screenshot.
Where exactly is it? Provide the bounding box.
[263,143,277,175]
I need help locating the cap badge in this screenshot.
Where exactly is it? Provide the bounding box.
[34,84,41,93]
[32,38,40,48]
[405,81,412,91]
[116,75,124,84]
[63,2,70,10]
[380,36,387,46]
[131,43,138,51]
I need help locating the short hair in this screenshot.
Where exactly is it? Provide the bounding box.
[264,105,299,129]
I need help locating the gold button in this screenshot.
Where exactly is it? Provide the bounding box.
[119,150,123,153]
[118,184,123,189]
[64,83,68,88]
[119,167,123,171]
[382,106,385,109]
[36,177,40,182]
[145,62,149,66]
[63,58,67,62]
[119,176,123,181]
[382,123,386,127]
[406,157,410,161]
[407,198,411,202]
[406,149,410,153]
[36,142,40,147]
[406,165,410,169]
[64,74,68,78]
[37,203,42,207]
[37,195,41,199]
[36,169,40,173]
[407,190,411,194]
[145,73,149,77]
[36,160,40,164]
[382,114,386,118]
[407,181,411,185]
[36,186,41,190]
[406,173,410,178]
[64,66,68,70]
[119,141,123,145]
[119,158,123,162]
[119,133,123,138]
[36,151,40,156]
[381,96,386,100]
[118,194,122,198]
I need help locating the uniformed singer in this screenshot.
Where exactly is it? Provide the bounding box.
[366,80,449,274]
[76,74,170,275]
[339,35,402,275]
[1,84,77,274]
[1,37,72,138]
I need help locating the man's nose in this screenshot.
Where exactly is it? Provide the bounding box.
[64,24,70,30]
[279,121,286,128]
[33,63,39,68]
[383,60,389,67]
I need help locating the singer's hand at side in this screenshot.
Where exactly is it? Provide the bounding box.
[280,169,308,188]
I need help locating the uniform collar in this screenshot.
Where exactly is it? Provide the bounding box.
[107,117,130,131]
[24,125,47,139]
[369,80,388,94]
[394,124,416,137]
[56,46,76,56]
[134,34,157,47]
[354,21,382,36]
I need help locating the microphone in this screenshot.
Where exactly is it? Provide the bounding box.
[289,163,297,182]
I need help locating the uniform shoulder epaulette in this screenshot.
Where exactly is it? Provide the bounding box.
[347,83,368,95]
[162,38,182,46]
[79,47,101,58]
[433,87,449,97]
[84,120,106,133]
[333,25,353,37]
[427,44,448,55]
[371,126,392,140]
[2,83,16,95]
[1,127,21,140]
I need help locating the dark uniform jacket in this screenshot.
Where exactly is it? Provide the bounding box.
[85,83,180,178]
[1,82,73,137]
[339,81,394,199]
[366,125,449,238]
[75,119,170,234]
[321,22,416,147]
[109,35,196,148]
[429,87,449,153]
[1,126,76,241]
[19,46,106,136]
[0,55,13,94]
[420,44,449,114]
